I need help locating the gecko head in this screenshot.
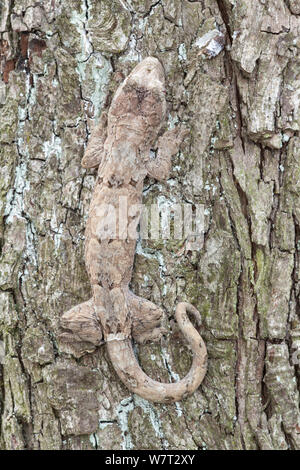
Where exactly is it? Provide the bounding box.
[127,57,165,92]
[109,57,167,144]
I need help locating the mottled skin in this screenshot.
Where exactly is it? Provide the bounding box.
[60,58,207,403]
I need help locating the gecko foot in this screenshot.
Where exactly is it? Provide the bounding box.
[129,293,168,344]
[59,298,104,358]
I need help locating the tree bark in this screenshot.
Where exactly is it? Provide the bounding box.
[0,0,300,450]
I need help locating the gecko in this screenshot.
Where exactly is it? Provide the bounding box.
[60,57,207,403]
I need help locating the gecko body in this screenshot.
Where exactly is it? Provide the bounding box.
[61,57,207,403]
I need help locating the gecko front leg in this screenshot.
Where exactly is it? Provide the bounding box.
[81,111,108,169]
[146,127,189,181]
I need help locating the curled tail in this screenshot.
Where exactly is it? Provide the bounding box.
[107,302,207,403]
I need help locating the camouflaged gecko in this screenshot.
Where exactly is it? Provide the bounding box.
[60,57,207,403]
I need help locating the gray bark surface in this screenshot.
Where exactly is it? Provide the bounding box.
[0,0,300,450]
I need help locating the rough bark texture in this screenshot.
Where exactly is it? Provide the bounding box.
[0,0,300,450]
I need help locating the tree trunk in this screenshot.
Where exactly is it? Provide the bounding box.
[1,0,300,450]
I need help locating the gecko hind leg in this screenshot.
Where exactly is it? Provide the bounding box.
[59,290,166,355]
[129,293,168,344]
[59,298,103,357]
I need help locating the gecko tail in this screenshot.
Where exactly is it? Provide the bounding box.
[106,302,207,403]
